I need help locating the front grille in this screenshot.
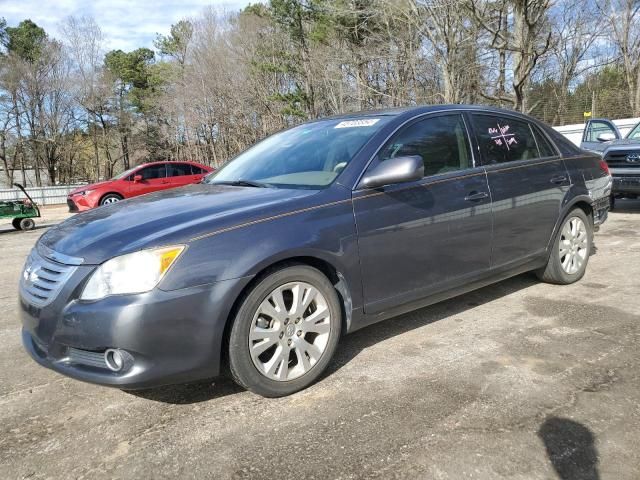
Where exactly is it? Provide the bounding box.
[67,347,107,369]
[20,249,77,307]
[604,150,640,168]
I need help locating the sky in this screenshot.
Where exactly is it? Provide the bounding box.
[0,0,256,51]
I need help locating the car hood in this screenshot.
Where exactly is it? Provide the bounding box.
[69,181,113,195]
[604,139,640,148]
[40,184,320,264]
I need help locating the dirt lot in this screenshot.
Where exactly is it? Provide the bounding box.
[1,202,639,479]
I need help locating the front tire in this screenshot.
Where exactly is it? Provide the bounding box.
[12,218,22,230]
[100,193,123,206]
[536,208,592,285]
[228,265,342,397]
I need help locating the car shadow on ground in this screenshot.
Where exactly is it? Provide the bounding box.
[324,272,539,378]
[0,223,53,235]
[538,417,600,480]
[132,272,540,404]
[126,377,244,404]
[611,198,640,213]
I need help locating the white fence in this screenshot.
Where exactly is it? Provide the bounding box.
[0,185,83,206]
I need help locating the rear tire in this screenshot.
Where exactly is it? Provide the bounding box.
[100,193,123,206]
[19,218,35,230]
[228,265,342,397]
[536,208,592,285]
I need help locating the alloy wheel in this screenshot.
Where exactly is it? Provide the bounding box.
[559,216,588,274]
[249,281,331,381]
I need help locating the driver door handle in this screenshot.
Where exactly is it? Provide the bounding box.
[550,175,568,185]
[464,191,489,202]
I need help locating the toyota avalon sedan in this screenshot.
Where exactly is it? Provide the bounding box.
[19,105,611,397]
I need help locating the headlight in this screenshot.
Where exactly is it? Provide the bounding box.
[73,189,92,196]
[80,245,185,300]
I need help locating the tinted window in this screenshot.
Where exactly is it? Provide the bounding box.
[584,120,617,142]
[532,126,557,157]
[167,163,193,176]
[192,166,205,174]
[140,165,167,180]
[377,114,471,176]
[472,114,540,164]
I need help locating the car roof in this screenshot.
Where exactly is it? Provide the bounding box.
[319,104,541,122]
[135,160,210,168]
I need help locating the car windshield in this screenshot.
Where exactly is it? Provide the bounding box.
[626,122,640,140]
[111,166,139,180]
[204,117,393,189]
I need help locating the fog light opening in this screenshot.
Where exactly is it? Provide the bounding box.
[105,348,125,372]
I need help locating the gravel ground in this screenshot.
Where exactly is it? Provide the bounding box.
[0,201,639,479]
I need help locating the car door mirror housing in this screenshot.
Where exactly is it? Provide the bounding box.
[360,155,424,189]
[133,174,142,182]
[597,133,616,142]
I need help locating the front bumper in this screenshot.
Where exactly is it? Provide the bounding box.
[20,265,251,389]
[67,195,94,212]
[612,175,640,196]
[66,198,79,212]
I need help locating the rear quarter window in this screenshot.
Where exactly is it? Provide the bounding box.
[472,114,542,164]
[531,125,558,157]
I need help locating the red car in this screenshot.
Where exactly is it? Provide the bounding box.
[67,161,214,212]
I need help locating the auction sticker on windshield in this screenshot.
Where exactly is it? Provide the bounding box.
[334,119,380,128]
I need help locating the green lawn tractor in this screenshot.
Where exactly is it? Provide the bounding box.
[1,183,40,231]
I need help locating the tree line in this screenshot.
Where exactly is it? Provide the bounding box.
[1,0,639,187]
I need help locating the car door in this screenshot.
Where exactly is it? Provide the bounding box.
[353,113,493,314]
[469,113,569,269]
[581,119,620,152]
[129,164,168,197]
[166,163,197,188]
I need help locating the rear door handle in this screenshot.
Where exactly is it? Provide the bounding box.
[550,175,568,185]
[464,191,489,202]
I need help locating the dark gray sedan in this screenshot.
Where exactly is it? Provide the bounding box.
[19,105,611,397]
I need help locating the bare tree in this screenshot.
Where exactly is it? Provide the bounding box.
[548,0,605,124]
[61,16,107,180]
[469,0,553,112]
[603,0,640,116]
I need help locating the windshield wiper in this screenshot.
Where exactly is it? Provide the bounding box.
[211,179,271,188]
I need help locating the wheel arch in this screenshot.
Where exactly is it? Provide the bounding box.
[546,195,594,253]
[99,191,124,204]
[219,255,353,371]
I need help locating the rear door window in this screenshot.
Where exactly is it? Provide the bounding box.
[376,114,472,177]
[167,163,193,177]
[471,114,541,164]
[531,126,558,158]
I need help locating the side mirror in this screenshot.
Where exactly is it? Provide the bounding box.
[360,155,424,189]
[133,174,142,183]
[597,133,616,142]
